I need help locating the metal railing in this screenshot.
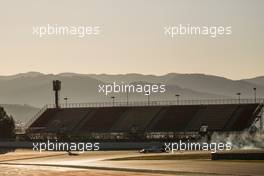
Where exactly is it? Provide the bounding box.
[46,98,264,108]
[24,104,49,130]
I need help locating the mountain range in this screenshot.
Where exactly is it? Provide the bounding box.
[0,72,264,122]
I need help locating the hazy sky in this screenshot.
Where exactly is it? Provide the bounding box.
[0,0,263,79]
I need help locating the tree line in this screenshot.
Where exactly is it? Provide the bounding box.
[0,107,15,139]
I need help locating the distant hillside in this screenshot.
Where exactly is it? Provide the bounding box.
[0,72,263,110]
[243,76,264,87]
[0,73,105,107]
[90,73,264,98]
[0,104,39,122]
[163,73,264,98]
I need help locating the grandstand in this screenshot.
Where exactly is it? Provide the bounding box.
[25,99,263,141]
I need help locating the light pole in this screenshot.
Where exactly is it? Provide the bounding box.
[236,92,241,104]
[126,91,129,106]
[175,94,180,105]
[253,87,257,103]
[147,92,150,106]
[64,97,68,107]
[111,96,115,106]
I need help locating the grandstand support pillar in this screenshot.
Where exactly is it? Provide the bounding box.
[126,91,129,106]
[147,92,150,106]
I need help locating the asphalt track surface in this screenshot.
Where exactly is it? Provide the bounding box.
[0,150,263,176]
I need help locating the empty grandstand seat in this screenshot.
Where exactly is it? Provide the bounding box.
[27,103,262,136]
[78,107,128,133]
[148,105,200,132]
[30,108,59,128]
[111,106,161,132]
[231,104,260,131]
[45,108,92,132]
[186,105,238,131]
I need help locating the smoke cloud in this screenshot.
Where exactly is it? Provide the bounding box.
[210,131,264,150]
